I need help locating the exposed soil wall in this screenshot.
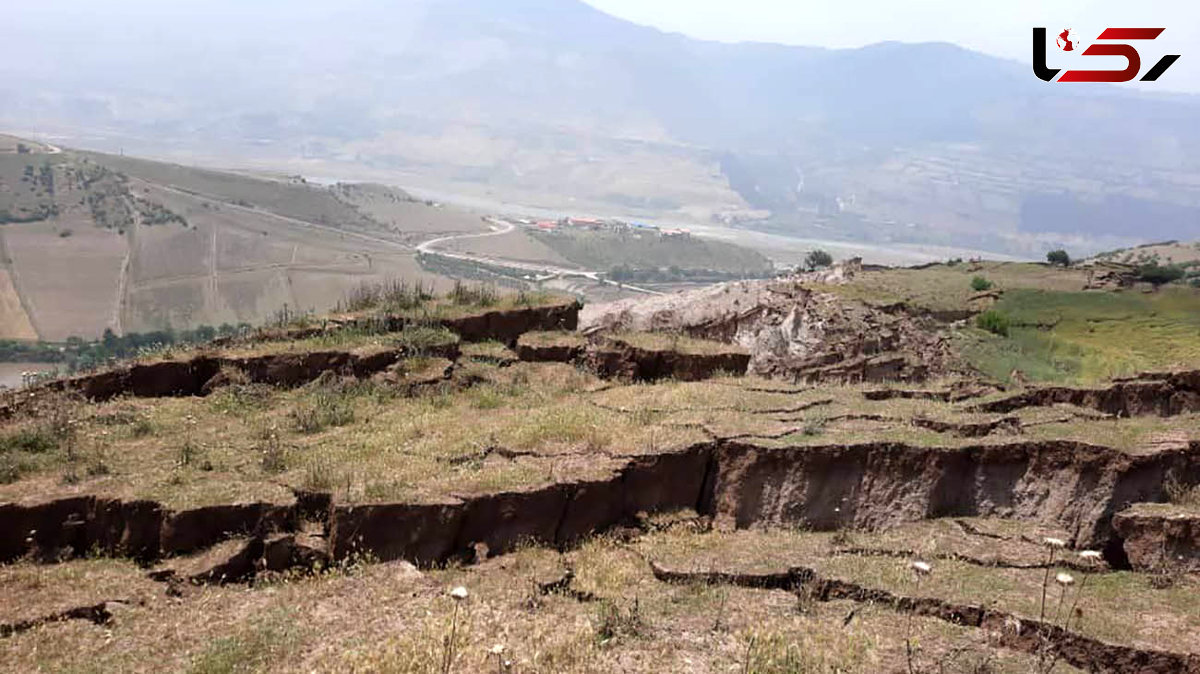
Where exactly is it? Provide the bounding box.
[1,497,302,565]
[441,301,580,345]
[584,339,750,382]
[7,439,1199,568]
[708,440,1200,550]
[1112,506,1200,572]
[515,341,584,364]
[976,372,1200,417]
[1,302,579,409]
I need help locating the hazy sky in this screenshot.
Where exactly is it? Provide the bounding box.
[586,0,1200,93]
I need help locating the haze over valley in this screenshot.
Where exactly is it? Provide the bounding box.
[5,0,1200,260]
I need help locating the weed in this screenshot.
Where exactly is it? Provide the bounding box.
[975,310,1010,337]
[0,454,29,483]
[441,587,470,674]
[259,432,287,474]
[178,439,201,467]
[209,381,271,416]
[1164,471,1200,508]
[86,445,112,477]
[395,325,458,356]
[290,391,355,434]
[595,597,643,643]
[802,411,828,437]
[906,561,932,674]
[738,627,871,673]
[0,427,59,454]
[340,278,434,313]
[971,276,994,292]
[303,458,338,492]
[188,614,298,674]
[131,417,156,438]
[449,280,498,307]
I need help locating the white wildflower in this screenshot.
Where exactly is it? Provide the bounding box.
[489,644,505,655]
[1078,550,1102,561]
[1043,537,1066,549]
[911,561,932,575]
[449,586,469,600]
[1055,572,1075,586]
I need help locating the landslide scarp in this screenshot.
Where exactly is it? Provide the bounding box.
[3,285,1200,672]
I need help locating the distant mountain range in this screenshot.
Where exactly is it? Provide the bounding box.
[3,0,1199,257]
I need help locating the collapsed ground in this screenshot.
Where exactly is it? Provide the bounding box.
[2,276,1200,672]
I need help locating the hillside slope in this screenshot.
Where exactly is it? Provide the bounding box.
[0,141,488,340]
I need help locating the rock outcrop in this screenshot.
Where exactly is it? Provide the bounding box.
[581,279,951,383]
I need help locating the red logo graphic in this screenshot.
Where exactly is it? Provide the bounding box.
[1033,27,1180,83]
[1056,29,1076,52]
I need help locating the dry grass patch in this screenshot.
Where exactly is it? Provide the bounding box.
[608,331,747,356]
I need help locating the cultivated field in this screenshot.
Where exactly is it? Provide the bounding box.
[0,141,515,340]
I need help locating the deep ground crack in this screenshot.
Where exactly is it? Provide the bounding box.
[647,560,1196,673]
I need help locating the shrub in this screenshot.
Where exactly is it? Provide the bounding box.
[976,309,1010,336]
[0,427,59,454]
[1138,264,1185,286]
[804,250,833,271]
[971,276,994,292]
[1046,249,1070,267]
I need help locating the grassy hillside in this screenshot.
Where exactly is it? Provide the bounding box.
[958,287,1200,384]
[0,141,500,341]
[823,260,1200,384]
[1094,240,1200,268]
[2,292,1199,671]
[530,229,773,277]
[822,261,1091,314]
[77,152,379,233]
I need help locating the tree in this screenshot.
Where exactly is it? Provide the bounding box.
[971,276,994,292]
[805,250,833,270]
[1138,264,1185,287]
[1046,250,1071,267]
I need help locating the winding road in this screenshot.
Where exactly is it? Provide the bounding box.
[417,218,663,295]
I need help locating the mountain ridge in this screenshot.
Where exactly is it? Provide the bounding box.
[3,0,1199,256]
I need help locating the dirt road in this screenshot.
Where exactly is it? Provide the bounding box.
[418,219,663,295]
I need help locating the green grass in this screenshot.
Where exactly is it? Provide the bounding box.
[959,287,1200,384]
[530,228,773,275]
[188,612,300,674]
[822,262,1091,314]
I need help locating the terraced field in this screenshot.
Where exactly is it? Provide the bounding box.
[0,142,493,340]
